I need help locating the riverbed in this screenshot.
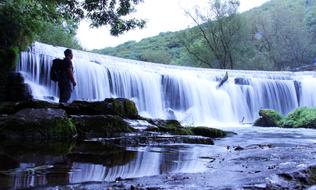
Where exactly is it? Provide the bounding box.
[1,126,316,189]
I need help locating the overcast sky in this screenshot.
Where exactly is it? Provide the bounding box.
[77,0,270,50]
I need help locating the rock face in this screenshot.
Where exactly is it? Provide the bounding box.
[253,109,283,127]
[6,72,32,101]
[254,107,316,129]
[0,108,76,140]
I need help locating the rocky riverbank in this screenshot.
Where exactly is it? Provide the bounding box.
[0,98,229,144]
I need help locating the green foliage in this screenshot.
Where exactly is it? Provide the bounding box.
[279,107,316,128]
[0,0,145,102]
[35,23,82,49]
[254,107,316,128]
[96,0,316,71]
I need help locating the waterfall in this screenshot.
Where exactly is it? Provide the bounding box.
[17,42,316,126]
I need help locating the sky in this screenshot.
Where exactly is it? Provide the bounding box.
[76,0,270,50]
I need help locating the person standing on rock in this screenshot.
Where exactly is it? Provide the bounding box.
[59,49,76,103]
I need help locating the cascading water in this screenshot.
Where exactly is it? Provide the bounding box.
[17,42,316,126]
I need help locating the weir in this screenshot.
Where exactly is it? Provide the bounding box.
[17,42,316,126]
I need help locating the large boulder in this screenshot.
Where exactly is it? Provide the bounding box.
[253,109,283,127]
[279,107,316,128]
[65,98,139,118]
[0,108,77,140]
[71,115,134,138]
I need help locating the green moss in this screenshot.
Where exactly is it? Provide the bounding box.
[0,117,77,140]
[253,109,284,127]
[279,107,316,128]
[124,99,138,117]
[157,120,192,135]
[189,127,227,138]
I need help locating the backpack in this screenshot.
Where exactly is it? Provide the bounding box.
[50,58,63,82]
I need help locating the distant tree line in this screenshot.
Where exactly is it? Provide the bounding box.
[97,0,316,71]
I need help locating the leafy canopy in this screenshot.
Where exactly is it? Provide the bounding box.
[0,0,145,50]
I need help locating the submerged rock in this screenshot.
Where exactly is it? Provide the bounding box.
[253,109,283,127]
[0,108,77,140]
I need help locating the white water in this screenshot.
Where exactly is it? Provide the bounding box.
[17,42,316,126]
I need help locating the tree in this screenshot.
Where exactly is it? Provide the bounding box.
[0,0,145,50]
[252,0,314,70]
[183,0,241,69]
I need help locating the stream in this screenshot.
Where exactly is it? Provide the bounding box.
[1,126,316,189]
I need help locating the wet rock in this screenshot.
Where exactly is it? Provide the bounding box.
[65,98,139,119]
[146,120,229,139]
[253,109,283,127]
[234,77,250,85]
[0,108,77,140]
[265,165,316,190]
[71,115,134,138]
[234,146,244,151]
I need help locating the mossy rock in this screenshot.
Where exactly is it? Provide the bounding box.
[154,120,192,135]
[66,98,139,118]
[279,107,316,128]
[253,109,283,127]
[0,108,77,140]
[71,115,134,138]
[189,127,227,138]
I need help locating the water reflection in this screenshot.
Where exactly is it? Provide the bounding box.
[0,141,209,189]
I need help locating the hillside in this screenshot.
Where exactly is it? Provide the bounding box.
[94,0,316,70]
